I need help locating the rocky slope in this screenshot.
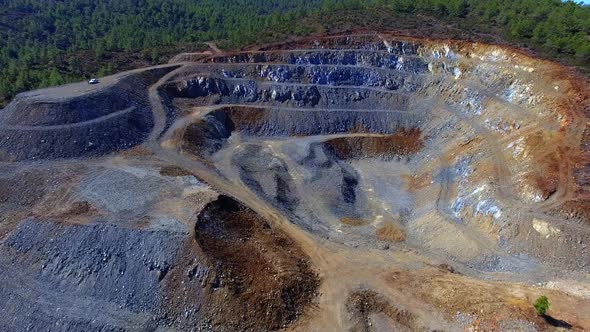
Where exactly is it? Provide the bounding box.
[0,34,589,331]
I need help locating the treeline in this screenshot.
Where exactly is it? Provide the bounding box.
[0,0,323,105]
[0,0,588,106]
[394,0,590,60]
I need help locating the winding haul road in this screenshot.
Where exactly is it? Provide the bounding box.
[138,34,590,330]
[0,31,588,331]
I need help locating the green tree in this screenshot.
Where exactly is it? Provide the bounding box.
[97,63,114,77]
[48,68,65,86]
[533,295,550,316]
[451,0,469,18]
[0,0,589,106]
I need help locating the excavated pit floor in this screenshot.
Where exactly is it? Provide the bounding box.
[0,34,589,331]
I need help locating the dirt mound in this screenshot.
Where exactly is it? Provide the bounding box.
[375,222,406,242]
[341,217,369,226]
[195,195,319,331]
[346,290,424,332]
[323,128,423,160]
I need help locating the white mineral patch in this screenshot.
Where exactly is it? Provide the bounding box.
[504,80,539,105]
[453,67,462,79]
[383,39,394,53]
[545,280,590,300]
[532,219,561,238]
[506,137,526,158]
[395,57,405,71]
[475,199,502,219]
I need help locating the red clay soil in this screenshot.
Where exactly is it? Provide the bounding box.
[530,152,561,201]
[324,128,424,160]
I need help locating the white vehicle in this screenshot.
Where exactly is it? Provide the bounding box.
[88,78,99,84]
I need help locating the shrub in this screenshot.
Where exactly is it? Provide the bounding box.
[533,295,550,316]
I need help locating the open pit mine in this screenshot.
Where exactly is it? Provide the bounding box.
[0,34,589,331]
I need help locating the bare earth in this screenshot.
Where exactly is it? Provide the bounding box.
[0,33,589,331]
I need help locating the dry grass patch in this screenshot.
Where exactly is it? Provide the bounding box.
[376,222,406,242]
[159,165,193,177]
[340,217,368,226]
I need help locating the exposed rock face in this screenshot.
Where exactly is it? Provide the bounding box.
[169,36,589,273]
[0,34,589,331]
[0,220,187,331]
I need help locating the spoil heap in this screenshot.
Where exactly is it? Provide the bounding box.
[0,34,589,331]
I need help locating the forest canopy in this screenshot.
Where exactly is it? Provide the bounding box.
[0,0,589,106]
